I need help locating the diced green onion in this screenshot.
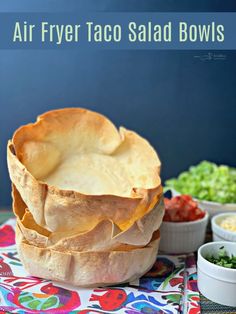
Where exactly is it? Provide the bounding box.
[206,246,236,269]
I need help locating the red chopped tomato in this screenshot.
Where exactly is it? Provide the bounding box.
[164,195,205,222]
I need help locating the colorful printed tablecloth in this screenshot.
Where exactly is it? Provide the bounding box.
[0,219,200,314]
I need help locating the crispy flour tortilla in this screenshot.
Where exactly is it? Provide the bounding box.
[8,108,162,232]
[8,108,163,286]
[13,184,164,251]
[16,224,160,287]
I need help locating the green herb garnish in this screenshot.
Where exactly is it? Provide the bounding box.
[206,246,236,269]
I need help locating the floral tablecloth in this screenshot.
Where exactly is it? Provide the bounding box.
[0,218,200,314]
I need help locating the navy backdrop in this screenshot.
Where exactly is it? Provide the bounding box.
[0,0,236,207]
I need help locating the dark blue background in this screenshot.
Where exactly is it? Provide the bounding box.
[1,0,236,207]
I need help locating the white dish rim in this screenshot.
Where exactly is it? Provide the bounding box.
[169,188,236,207]
[162,211,209,226]
[198,241,236,274]
[212,213,236,237]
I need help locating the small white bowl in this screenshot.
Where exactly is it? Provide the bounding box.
[159,212,208,253]
[211,213,236,242]
[198,241,236,307]
[171,189,236,218]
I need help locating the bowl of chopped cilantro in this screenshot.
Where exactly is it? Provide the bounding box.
[198,241,236,306]
[165,161,236,217]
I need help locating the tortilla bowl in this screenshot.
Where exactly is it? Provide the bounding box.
[16,224,160,287]
[7,108,162,233]
[13,184,164,251]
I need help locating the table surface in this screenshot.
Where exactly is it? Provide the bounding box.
[200,295,236,313]
[0,209,13,224]
[1,209,236,313]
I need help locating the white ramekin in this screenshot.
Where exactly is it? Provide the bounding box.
[171,189,236,218]
[159,212,209,253]
[198,241,236,307]
[211,213,236,242]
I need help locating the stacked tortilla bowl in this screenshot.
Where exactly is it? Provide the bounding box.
[7,108,164,287]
